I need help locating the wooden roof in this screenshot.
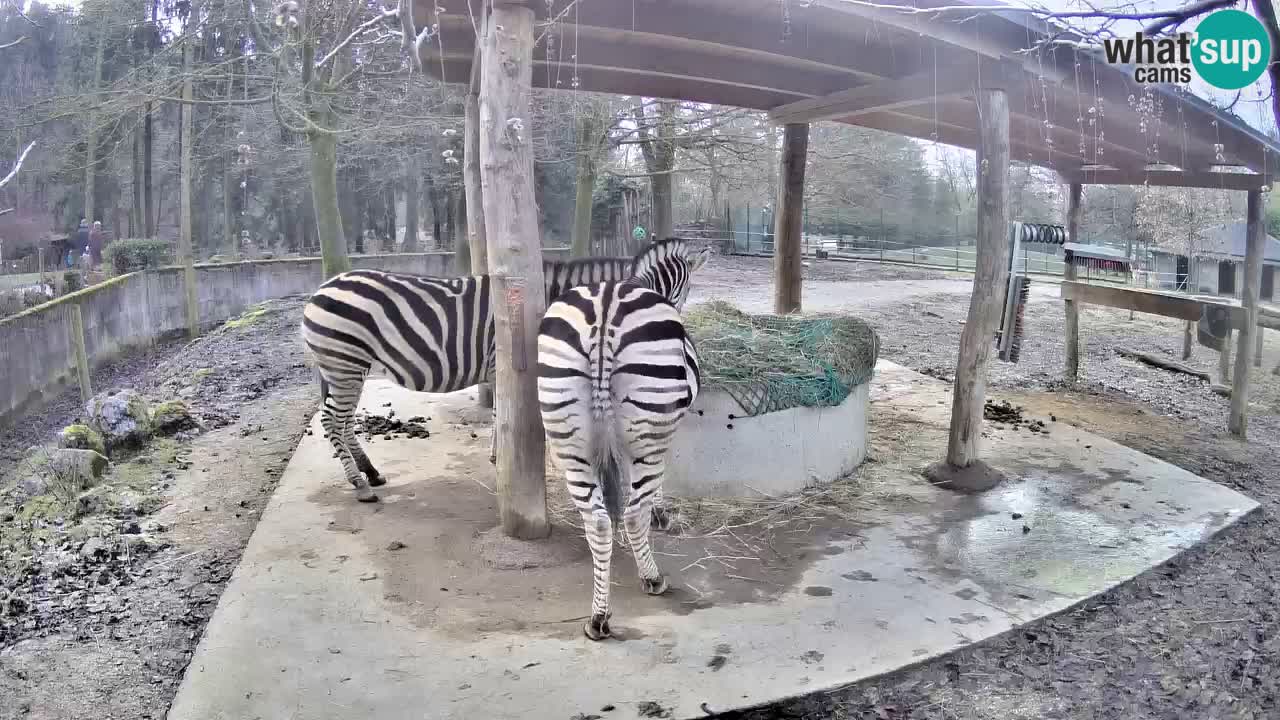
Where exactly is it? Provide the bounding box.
[416,0,1280,190]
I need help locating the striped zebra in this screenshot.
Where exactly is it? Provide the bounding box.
[300,238,710,503]
[537,280,701,641]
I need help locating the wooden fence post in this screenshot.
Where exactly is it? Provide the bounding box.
[773,123,808,314]
[1064,183,1082,383]
[480,1,548,539]
[68,303,92,404]
[1230,189,1265,437]
[942,87,1010,473]
[1255,328,1264,368]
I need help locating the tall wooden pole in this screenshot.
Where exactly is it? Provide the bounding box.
[465,11,493,410]
[945,88,1010,469]
[480,1,548,539]
[1064,183,1082,383]
[1229,189,1265,437]
[773,123,809,314]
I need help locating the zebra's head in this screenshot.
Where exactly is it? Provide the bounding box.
[629,237,711,310]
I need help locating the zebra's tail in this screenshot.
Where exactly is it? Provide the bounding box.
[590,392,626,524]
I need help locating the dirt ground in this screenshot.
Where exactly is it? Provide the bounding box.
[3,256,1279,719]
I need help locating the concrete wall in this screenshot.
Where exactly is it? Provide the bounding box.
[0,250,570,427]
[664,383,869,498]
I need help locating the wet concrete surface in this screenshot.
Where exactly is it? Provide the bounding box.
[166,362,1257,720]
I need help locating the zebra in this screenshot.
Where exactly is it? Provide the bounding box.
[537,280,701,641]
[300,237,710,503]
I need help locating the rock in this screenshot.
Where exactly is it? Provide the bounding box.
[153,400,198,435]
[79,537,110,561]
[86,390,153,450]
[59,424,107,455]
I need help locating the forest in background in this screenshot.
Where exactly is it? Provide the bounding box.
[0,0,1273,272]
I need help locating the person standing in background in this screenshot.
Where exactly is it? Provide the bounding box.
[75,219,89,268]
[88,221,104,271]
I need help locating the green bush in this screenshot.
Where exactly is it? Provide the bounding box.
[63,271,83,293]
[103,238,172,275]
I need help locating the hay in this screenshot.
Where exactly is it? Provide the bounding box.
[683,301,880,417]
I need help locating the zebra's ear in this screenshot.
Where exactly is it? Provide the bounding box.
[689,247,711,273]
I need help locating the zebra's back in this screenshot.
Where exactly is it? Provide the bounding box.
[302,269,494,393]
[538,281,700,510]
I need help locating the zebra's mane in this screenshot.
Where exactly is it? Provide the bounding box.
[629,237,692,275]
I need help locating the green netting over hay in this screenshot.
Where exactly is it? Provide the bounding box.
[684,301,880,417]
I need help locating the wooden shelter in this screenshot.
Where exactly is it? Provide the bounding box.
[413,0,1280,533]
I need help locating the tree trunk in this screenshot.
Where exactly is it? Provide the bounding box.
[1230,189,1266,437]
[403,156,420,251]
[773,123,808,314]
[464,80,492,408]
[945,88,1010,470]
[1064,183,1082,382]
[464,88,488,275]
[131,124,143,237]
[223,152,235,254]
[650,170,673,241]
[178,22,199,337]
[425,173,443,247]
[571,112,599,257]
[383,183,396,248]
[309,128,349,278]
[84,22,107,224]
[454,188,471,271]
[480,2,548,540]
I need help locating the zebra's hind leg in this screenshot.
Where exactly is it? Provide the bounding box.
[579,502,615,640]
[624,499,667,596]
[320,378,378,503]
[649,483,676,533]
[342,423,384,487]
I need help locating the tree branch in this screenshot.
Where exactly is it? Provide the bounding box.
[0,141,35,190]
[1254,0,1280,132]
[0,36,28,51]
[315,7,398,70]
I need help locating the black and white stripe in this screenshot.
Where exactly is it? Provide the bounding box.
[537,279,702,641]
[300,238,709,502]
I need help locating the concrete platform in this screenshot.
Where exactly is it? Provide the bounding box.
[665,383,869,497]
[168,361,1258,720]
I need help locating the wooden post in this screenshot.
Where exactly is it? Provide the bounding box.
[945,88,1010,469]
[773,123,809,314]
[1219,328,1232,384]
[480,1,548,539]
[1255,328,1264,367]
[1064,183,1082,383]
[1230,189,1266,437]
[68,303,92,404]
[1182,320,1194,360]
[465,14,493,410]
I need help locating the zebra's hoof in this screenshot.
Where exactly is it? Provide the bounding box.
[651,506,675,532]
[641,576,668,596]
[366,472,386,487]
[356,491,379,503]
[584,613,612,641]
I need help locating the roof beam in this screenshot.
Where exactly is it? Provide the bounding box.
[769,66,970,124]
[1063,169,1272,191]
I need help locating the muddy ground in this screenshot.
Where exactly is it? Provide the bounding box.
[2,256,1279,719]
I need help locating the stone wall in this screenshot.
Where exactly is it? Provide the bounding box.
[0,250,569,427]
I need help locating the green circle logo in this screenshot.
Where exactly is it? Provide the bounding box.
[1192,10,1272,90]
